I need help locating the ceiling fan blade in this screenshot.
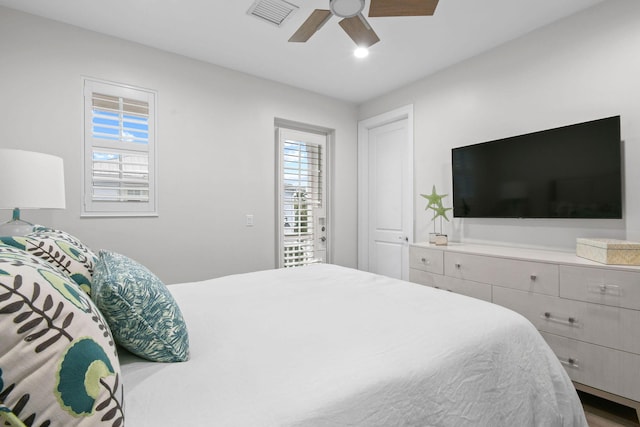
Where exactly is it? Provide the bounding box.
[339,14,380,48]
[289,9,332,42]
[369,0,439,17]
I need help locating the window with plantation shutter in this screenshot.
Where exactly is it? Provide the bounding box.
[82,79,157,216]
[277,128,329,268]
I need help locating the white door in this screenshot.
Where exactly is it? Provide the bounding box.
[276,128,328,267]
[358,105,413,280]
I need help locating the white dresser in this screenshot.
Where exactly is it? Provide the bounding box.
[409,242,640,416]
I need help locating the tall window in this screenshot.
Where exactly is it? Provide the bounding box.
[82,78,157,216]
[277,128,328,268]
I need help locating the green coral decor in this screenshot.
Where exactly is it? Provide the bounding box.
[420,185,452,245]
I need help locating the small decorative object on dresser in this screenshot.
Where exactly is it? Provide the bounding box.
[434,234,448,246]
[576,238,640,265]
[420,185,452,245]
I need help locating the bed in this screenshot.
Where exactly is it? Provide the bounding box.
[119,263,587,427]
[0,228,586,427]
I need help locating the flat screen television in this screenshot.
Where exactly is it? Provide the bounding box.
[451,116,622,219]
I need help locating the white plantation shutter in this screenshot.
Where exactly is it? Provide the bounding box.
[83,79,157,216]
[278,129,327,268]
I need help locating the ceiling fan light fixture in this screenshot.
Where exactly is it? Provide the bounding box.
[330,0,365,18]
[291,0,438,46]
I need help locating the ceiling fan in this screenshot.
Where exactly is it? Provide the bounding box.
[288,0,439,48]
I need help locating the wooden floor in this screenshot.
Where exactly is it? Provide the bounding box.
[580,392,640,427]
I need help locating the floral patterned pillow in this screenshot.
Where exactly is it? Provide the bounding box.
[0,245,124,427]
[0,226,97,295]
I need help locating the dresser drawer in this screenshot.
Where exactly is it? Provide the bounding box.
[444,252,559,296]
[493,286,640,355]
[560,265,640,310]
[437,275,492,302]
[409,246,444,274]
[410,269,492,302]
[409,268,440,286]
[541,332,640,402]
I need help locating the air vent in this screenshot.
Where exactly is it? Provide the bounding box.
[248,0,299,27]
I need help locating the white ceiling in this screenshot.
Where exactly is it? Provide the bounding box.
[0,0,606,103]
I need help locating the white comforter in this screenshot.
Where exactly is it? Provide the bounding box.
[120,264,587,426]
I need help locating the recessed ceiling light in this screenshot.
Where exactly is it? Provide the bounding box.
[354,47,369,58]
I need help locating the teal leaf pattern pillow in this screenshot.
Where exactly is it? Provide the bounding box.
[91,250,190,363]
[0,226,97,295]
[0,246,124,427]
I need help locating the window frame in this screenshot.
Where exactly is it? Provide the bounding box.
[82,78,158,217]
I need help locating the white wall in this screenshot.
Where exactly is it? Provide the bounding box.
[359,0,640,251]
[0,7,359,283]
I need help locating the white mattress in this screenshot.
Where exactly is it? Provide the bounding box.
[120,264,587,426]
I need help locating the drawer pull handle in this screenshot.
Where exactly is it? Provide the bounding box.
[593,284,620,296]
[421,257,430,265]
[455,263,461,269]
[530,274,537,281]
[542,312,579,327]
[559,357,580,369]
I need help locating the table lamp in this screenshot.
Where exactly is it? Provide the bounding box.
[0,149,66,236]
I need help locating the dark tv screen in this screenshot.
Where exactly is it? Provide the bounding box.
[451,116,622,219]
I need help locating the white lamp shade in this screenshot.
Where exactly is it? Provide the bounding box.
[0,149,66,210]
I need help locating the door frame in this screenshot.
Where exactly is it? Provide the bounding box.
[275,118,334,268]
[357,104,414,274]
